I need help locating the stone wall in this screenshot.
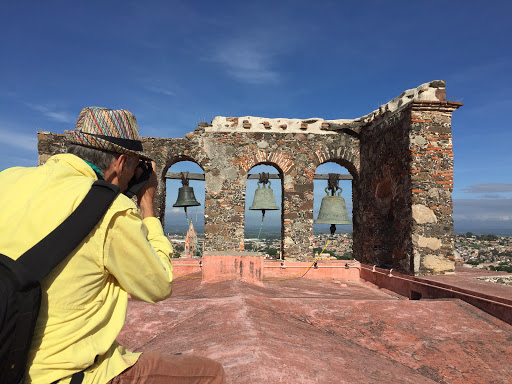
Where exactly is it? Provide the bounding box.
[38,130,359,261]
[409,101,461,274]
[357,106,413,272]
[36,80,462,273]
[155,131,359,260]
[357,98,461,275]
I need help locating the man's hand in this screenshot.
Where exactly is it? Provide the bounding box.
[136,161,158,219]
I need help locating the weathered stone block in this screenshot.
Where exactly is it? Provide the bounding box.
[412,234,442,250]
[422,253,454,274]
[412,204,437,224]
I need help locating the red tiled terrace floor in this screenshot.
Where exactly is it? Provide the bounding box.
[117,272,512,383]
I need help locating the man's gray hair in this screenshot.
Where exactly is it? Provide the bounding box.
[66,144,119,173]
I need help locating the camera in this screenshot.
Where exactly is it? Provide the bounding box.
[124,159,153,198]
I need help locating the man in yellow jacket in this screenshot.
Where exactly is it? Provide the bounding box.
[0,107,225,384]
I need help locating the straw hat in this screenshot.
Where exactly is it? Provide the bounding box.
[65,107,151,160]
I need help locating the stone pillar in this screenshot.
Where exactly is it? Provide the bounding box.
[409,101,462,274]
[358,99,461,275]
[358,110,411,271]
[282,170,315,261]
[142,138,174,229]
[154,159,167,226]
[203,135,245,252]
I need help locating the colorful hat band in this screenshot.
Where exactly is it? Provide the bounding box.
[82,132,143,152]
[66,106,153,161]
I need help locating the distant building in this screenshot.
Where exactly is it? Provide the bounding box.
[184,220,197,257]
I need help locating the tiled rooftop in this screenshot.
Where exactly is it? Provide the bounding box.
[118,269,512,383]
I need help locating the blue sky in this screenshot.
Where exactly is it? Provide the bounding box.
[1,1,511,234]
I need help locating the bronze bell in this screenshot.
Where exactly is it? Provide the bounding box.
[173,185,201,208]
[314,187,351,225]
[250,181,279,211]
[173,172,201,208]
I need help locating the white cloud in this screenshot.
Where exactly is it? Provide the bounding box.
[482,194,504,199]
[26,103,74,124]
[454,198,512,222]
[463,183,512,194]
[209,36,281,84]
[0,129,38,151]
[145,86,175,97]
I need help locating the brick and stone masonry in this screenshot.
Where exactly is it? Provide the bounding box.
[37,80,462,275]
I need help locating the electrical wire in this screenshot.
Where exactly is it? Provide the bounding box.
[173,272,202,279]
[263,240,330,281]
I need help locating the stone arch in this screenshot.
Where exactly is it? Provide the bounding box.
[153,149,206,228]
[165,154,205,173]
[164,156,206,231]
[312,160,356,259]
[238,150,293,175]
[312,148,359,179]
[141,135,211,229]
[244,161,284,257]
[310,140,360,259]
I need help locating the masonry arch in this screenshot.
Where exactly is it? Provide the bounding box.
[312,157,358,261]
[244,162,283,258]
[164,157,205,257]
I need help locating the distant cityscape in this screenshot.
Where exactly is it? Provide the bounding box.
[165,221,512,237]
[166,228,512,273]
[455,233,512,273]
[165,217,512,237]
[166,231,354,260]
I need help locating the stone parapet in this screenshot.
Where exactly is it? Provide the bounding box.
[209,116,344,134]
[202,252,264,285]
[264,259,360,281]
[207,81,448,135]
[360,265,512,325]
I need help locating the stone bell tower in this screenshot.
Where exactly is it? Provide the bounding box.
[37,80,462,275]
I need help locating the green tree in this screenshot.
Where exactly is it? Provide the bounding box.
[175,244,184,252]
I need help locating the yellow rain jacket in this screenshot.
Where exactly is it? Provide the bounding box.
[0,154,173,384]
